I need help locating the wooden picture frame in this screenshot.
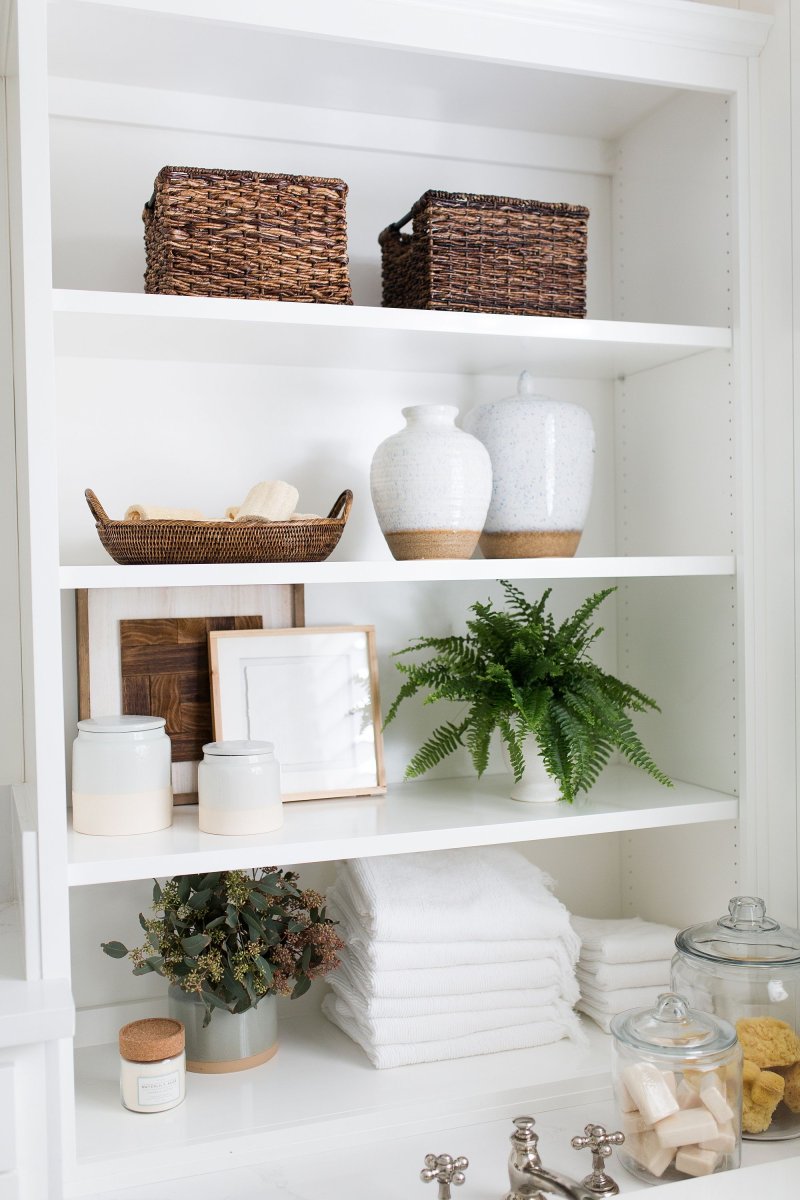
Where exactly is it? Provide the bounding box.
[76,584,303,803]
[209,625,386,802]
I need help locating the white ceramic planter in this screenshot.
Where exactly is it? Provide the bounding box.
[462,372,595,558]
[370,404,492,559]
[507,734,561,804]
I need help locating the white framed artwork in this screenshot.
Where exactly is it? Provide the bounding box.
[209,625,386,802]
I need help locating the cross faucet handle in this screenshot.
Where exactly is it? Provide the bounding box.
[570,1124,625,1197]
[420,1153,469,1200]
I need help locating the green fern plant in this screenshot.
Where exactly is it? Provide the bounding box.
[384,582,672,804]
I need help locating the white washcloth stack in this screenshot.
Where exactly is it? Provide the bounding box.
[572,915,678,1033]
[322,846,583,1069]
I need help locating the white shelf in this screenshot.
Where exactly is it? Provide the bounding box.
[0,904,74,1048]
[66,768,737,887]
[59,556,736,591]
[52,290,730,379]
[71,1008,611,1193]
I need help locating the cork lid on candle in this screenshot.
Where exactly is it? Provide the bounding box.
[119,1017,185,1063]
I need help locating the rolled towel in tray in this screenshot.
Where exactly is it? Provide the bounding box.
[224,505,239,520]
[124,504,206,522]
[235,480,298,522]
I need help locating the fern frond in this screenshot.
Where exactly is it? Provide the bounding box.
[404,720,469,779]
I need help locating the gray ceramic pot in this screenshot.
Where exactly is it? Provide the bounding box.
[168,985,278,1074]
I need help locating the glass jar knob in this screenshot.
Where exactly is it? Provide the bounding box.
[653,992,689,1023]
[720,895,779,932]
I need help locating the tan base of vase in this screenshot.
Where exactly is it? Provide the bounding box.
[480,530,582,559]
[385,529,481,560]
[186,1041,278,1074]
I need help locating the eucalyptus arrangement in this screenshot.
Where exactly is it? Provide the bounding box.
[384,582,672,803]
[102,867,344,1026]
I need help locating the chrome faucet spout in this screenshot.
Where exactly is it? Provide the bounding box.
[504,1117,599,1200]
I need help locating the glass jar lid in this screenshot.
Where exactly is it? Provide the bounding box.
[676,896,800,966]
[77,715,166,734]
[611,992,736,1058]
[202,740,275,757]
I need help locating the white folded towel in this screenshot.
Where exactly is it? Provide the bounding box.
[576,999,616,1034]
[328,974,564,1018]
[322,992,583,1069]
[328,884,577,976]
[572,916,678,964]
[324,992,561,1046]
[334,948,577,1002]
[577,981,667,1014]
[576,960,672,991]
[336,848,580,951]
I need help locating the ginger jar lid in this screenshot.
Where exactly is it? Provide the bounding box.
[77,715,166,734]
[500,370,549,403]
[611,992,736,1059]
[676,896,800,967]
[202,739,275,758]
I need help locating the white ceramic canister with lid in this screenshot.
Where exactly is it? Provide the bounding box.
[72,716,173,835]
[198,740,282,835]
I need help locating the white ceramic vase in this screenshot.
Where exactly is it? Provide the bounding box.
[462,371,595,558]
[370,404,492,559]
[508,734,561,803]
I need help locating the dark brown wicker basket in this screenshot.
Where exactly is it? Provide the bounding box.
[143,166,352,304]
[85,489,353,566]
[379,190,589,318]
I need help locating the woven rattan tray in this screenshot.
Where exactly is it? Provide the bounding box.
[85,489,353,566]
[379,189,589,318]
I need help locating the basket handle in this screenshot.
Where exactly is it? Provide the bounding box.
[386,208,414,234]
[84,489,111,526]
[327,490,353,522]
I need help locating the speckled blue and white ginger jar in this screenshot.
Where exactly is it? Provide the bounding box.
[370,405,492,559]
[462,372,595,558]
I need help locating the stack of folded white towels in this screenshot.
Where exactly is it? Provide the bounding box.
[572,915,679,1033]
[321,846,582,1069]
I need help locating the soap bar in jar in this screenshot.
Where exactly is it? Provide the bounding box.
[611,993,741,1186]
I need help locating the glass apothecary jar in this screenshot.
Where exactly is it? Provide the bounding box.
[672,895,800,1140]
[611,992,741,1185]
[198,740,282,835]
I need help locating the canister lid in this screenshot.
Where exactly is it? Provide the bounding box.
[611,992,736,1058]
[78,715,166,734]
[119,1017,185,1062]
[202,739,275,757]
[675,896,800,966]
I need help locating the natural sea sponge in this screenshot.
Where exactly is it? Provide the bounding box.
[742,1061,785,1134]
[778,1061,800,1114]
[736,1017,800,1068]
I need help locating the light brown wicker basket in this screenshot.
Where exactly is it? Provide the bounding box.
[379,189,589,318]
[85,490,353,566]
[143,166,352,304]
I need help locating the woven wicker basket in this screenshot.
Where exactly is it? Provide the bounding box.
[143,166,352,304]
[379,190,589,318]
[85,490,353,566]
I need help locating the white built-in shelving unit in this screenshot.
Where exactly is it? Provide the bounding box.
[3,0,800,1197]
